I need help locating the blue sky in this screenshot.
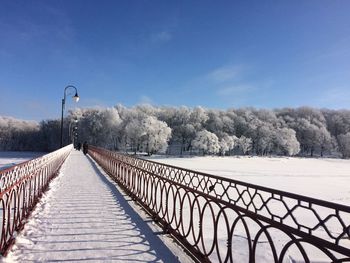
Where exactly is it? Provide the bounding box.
[1,1,350,120]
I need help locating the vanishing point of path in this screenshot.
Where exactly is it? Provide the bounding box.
[5,151,180,262]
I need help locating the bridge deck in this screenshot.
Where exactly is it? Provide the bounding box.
[5,151,180,262]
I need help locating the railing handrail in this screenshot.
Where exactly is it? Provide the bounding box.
[94,147,350,213]
[0,155,46,196]
[89,146,350,263]
[123,152,350,212]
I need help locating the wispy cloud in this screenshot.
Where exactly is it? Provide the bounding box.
[178,63,269,108]
[204,64,257,98]
[207,65,243,82]
[217,84,255,96]
[180,63,255,95]
[151,31,172,43]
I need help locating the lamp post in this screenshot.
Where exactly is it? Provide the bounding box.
[60,85,79,148]
[69,119,78,146]
[73,130,78,148]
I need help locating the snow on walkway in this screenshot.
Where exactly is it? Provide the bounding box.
[5,151,180,262]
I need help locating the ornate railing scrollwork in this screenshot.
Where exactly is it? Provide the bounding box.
[0,145,72,255]
[89,146,350,263]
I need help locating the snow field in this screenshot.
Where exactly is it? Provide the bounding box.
[5,151,180,263]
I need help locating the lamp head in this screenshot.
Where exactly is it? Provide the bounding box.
[73,92,79,102]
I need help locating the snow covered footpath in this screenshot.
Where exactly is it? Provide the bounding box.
[5,151,181,263]
[148,156,350,205]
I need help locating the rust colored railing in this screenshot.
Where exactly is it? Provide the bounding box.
[0,145,72,255]
[89,146,350,263]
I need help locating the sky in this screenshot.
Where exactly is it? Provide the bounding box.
[1,0,350,121]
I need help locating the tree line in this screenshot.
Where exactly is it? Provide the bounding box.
[1,105,350,158]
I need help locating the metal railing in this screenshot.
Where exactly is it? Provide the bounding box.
[89,146,350,263]
[0,145,72,255]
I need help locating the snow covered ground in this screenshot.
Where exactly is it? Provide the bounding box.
[148,155,350,205]
[0,151,44,170]
[5,151,182,263]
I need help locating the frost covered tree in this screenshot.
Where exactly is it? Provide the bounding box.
[338,133,350,158]
[190,106,208,130]
[1,106,350,157]
[277,107,331,156]
[317,126,333,157]
[237,136,252,155]
[322,109,350,154]
[71,107,121,149]
[125,118,145,154]
[158,106,199,154]
[192,130,220,155]
[120,111,172,155]
[38,119,61,151]
[322,109,350,138]
[0,116,40,151]
[255,124,275,155]
[219,134,237,155]
[142,116,171,155]
[275,128,300,156]
[206,110,224,135]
